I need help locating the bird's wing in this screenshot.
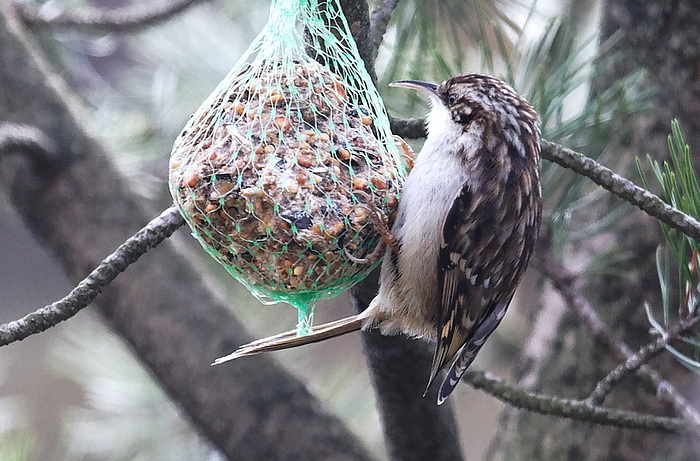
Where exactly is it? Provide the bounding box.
[426,180,519,400]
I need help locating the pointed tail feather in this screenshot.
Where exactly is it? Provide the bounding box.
[436,343,480,405]
[213,315,363,365]
[436,300,509,404]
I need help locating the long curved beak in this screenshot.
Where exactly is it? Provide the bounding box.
[389,79,440,97]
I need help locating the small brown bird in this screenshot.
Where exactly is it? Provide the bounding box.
[215,73,542,404]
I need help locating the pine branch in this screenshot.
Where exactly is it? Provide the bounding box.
[541,140,700,243]
[535,246,700,426]
[13,0,212,33]
[389,117,700,243]
[463,370,690,434]
[0,207,184,347]
[587,313,700,406]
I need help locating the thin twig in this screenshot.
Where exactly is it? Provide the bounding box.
[463,370,689,433]
[587,314,700,406]
[14,0,212,33]
[0,206,184,347]
[368,0,399,63]
[389,118,700,243]
[536,248,700,426]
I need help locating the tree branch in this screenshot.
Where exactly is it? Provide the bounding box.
[587,314,700,406]
[13,0,212,33]
[0,122,56,162]
[0,206,183,347]
[345,3,464,459]
[389,117,700,243]
[351,273,465,461]
[535,246,700,426]
[368,0,399,63]
[541,140,700,243]
[390,116,426,139]
[463,370,689,434]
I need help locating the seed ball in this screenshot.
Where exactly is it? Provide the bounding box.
[169,58,409,298]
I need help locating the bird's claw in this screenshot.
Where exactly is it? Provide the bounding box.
[346,190,400,264]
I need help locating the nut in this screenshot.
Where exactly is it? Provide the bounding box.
[169,58,405,295]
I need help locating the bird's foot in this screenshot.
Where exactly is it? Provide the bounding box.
[346,190,400,264]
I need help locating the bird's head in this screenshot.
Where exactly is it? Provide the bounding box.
[390,74,538,147]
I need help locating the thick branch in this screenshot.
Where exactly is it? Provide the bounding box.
[464,370,689,434]
[351,273,464,461]
[345,3,464,460]
[0,4,373,459]
[0,207,183,346]
[0,122,56,162]
[368,0,399,63]
[13,0,212,33]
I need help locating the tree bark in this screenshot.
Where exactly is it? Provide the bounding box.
[352,272,465,461]
[0,4,373,460]
[489,1,700,459]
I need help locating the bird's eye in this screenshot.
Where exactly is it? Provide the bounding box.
[447,93,458,105]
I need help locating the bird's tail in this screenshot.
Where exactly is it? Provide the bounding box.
[212,315,363,365]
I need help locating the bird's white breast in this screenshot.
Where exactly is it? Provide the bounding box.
[368,101,479,337]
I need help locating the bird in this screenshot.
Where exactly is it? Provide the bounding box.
[214,73,542,404]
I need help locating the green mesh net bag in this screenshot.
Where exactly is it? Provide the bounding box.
[169,0,410,333]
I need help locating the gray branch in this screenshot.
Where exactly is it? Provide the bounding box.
[368,0,399,63]
[541,139,700,243]
[0,122,56,162]
[587,314,700,406]
[13,0,212,33]
[464,370,689,433]
[390,116,427,139]
[535,246,700,426]
[0,206,184,346]
[390,117,700,243]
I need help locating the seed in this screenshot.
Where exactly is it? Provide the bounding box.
[371,175,387,190]
[274,116,291,131]
[361,116,373,126]
[352,177,368,190]
[293,265,304,276]
[268,92,284,104]
[297,154,314,167]
[211,181,235,199]
[332,82,347,100]
[185,170,199,188]
[336,148,350,160]
[205,203,218,213]
[284,179,299,194]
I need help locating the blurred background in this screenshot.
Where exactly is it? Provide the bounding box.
[3,0,698,459]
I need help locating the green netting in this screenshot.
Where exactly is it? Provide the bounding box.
[169,0,409,333]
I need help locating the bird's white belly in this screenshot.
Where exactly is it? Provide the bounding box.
[367,148,468,338]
